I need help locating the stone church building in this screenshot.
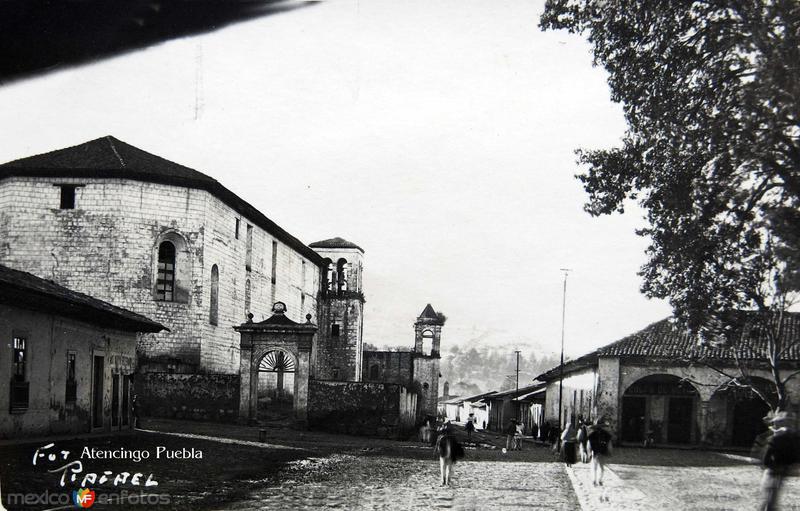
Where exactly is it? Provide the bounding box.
[0,136,443,431]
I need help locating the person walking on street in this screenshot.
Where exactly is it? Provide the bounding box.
[577,418,589,463]
[435,421,464,486]
[561,421,577,467]
[464,418,475,442]
[514,420,524,451]
[505,419,517,451]
[759,411,799,511]
[587,418,613,487]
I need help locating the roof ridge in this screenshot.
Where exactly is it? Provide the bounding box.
[105,136,126,168]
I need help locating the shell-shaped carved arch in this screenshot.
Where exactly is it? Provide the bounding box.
[259,350,296,373]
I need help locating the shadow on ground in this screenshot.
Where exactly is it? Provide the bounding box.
[0,0,320,85]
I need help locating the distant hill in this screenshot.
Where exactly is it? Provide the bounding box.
[439,340,560,396]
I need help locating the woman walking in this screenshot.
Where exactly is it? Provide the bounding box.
[561,421,577,467]
[435,421,465,486]
[577,418,589,463]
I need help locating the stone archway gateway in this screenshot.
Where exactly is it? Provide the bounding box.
[257,349,298,423]
[235,302,316,426]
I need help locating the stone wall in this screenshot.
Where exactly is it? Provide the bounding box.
[135,372,240,422]
[308,381,417,438]
[0,176,320,374]
[362,351,413,385]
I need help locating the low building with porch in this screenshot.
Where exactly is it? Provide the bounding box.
[441,391,496,428]
[486,383,546,434]
[535,314,800,447]
[0,264,165,438]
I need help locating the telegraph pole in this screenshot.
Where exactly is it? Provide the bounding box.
[514,350,521,420]
[557,268,571,431]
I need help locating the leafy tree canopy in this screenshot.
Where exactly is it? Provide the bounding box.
[541,0,800,332]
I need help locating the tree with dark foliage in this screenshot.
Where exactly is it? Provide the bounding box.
[540,0,800,409]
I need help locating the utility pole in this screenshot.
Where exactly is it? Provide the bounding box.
[514,350,521,420]
[557,268,571,431]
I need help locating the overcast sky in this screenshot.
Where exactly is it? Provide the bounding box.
[0,0,673,358]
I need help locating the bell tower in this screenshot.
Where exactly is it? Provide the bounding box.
[309,237,365,381]
[413,303,445,419]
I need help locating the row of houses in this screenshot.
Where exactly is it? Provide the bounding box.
[440,384,547,436]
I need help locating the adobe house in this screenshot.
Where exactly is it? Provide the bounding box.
[485,383,546,434]
[0,264,165,438]
[535,314,800,447]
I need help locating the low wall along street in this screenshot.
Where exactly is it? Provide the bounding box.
[308,381,417,438]
[135,373,240,422]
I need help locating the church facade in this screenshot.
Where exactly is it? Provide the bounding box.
[0,136,441,429]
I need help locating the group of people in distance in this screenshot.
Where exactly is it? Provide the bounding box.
[430,415,613,488]
[430,409,800,509]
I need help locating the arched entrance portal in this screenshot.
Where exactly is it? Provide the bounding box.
[257,350,297,424]
[236,302,316,427]
[621,374,699,445]
[708,378,774,447]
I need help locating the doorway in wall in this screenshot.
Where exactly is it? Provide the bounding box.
[92,355,104,429]
[257,350,297,425]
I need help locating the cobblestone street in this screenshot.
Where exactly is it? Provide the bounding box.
[146,420,800,510]
[569,449,800,511]
[217,448,578,510]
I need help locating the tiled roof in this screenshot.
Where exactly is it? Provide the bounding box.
[598,314,800,360]
[442,396,464,405]
[0,136,212,182]
[0,136,324,266]
[487,383,546,399]
[459,391,497,403]
[0,264,166,333]
[309,237,364,253]
[535,312,800,381]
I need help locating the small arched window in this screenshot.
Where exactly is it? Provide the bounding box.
[156,241,176,301]
[323,259,334,292]
[209,265,219,325]
[336,258,348,293]
[369,364,380,380]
